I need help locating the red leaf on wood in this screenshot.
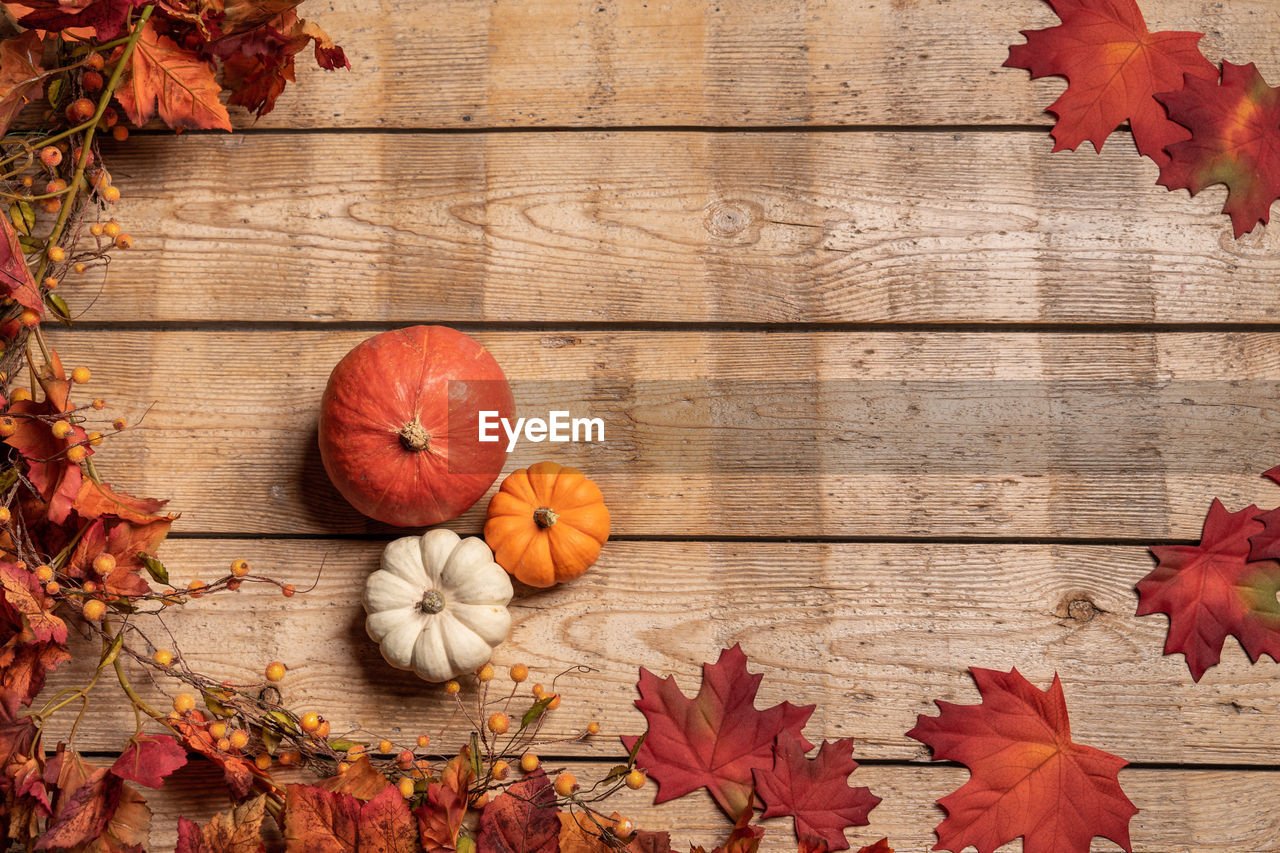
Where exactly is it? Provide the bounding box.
[1005,0,1215,165]
[115,19,232,131]
[176,795,268,853]
[415,752,472,852]
[621,645,814,819]
[0,561,66,644]
[476,769,560,853]
[316,754,392,801]
[19,0,139,41]
[111,734,188,788]
[0,31,47,143]
[908,668,1136,853]
[73,479,173,525]
[0,210,41,315]
[799,839,893,853]
[4,398,91,525]
[753,733,879,851]
[1157,61,1280,237]
[35,766,124,850]
[854,842,892,853]
[689,806,762,853]
[1137,499,1280,680]
[283,784,418,853]
[172,719,261,799]
[0,636,69,717]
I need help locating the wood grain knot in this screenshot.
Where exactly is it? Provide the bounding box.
[1064,596,1099,623]
[703,199,763,243]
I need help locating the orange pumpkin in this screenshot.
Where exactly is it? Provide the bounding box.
[484,462,609,588]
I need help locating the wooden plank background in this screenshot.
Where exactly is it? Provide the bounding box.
[35,0,1280,850]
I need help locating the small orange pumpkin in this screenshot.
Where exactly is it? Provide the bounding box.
[484,462,609,588]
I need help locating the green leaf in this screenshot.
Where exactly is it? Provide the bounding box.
[520,696,554,730]
[265,710,301,736]
[46,78,62,107]
[202,690,236,718]
[603,764,630,782]
[260,724,282,755]
[140,554,169,584]
[8,201,33,236]
[18,236,42,253]
[0,469,19,493]
[469,732,482,780]
[626,732,645,766]
[46,292,71,325]
[328,739,362,753]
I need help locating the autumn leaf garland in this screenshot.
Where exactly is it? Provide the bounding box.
[1006,0,1280,236]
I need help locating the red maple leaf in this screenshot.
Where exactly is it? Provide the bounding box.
[115,19,232,131]
[73,479,172,524]
[0,31,47,149]
[620,645,814,819]
[415,751,473,851]
[18,0,140,41]
[802,841,893,853]
[1136,499,1280,680]
[283,783,418,852]
[1005,0,1215,165]
[476,769,559,853]
[753,733,879,851]
[172,718,264,799]
[5,398,92,525]
[110,734,188,788]
[1157,61,1280,237]
[907,668,1136,853]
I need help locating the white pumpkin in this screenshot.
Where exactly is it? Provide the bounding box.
[364,529,514,682]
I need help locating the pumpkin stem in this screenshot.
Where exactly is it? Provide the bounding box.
[419,589,445,614]
[533,507,558,528]
[398,421,431,452]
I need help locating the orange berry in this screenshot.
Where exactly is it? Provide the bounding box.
[624,770,646,790]
[444,681,460,695]
[209,721,228,739]
[88,432,103,446]
[553,772,577,797]
[546,694,561,710]
[51,420,72,439]
[82,581,97,593]
[39,147,61,167]
[299,712,321,734]
[42,277,58,290]
[230,558,250,577]
[111,125,128,142]
[416,734,430,748]
[44,581,59,595]
[491,759,510,780]
[10,389,31,403]
[102,107,117,128]
[229,730,249,750]
[0,507,10,524]
[0,418,14,437]
[377,739,393,754]
[35,565,53,582]
[520,752,539,773]
[45,179,66,194]
[510,663,529,683]
[265,661,286,682]
[531,684,545,698]
[476,664,494,682]
[397,750,414,768]
[103,186,120,203]
[73,263,86,275]
[282,584,296,597]
[153,649,173,666]
[81,598,105,621]
[19,310,39,328]
[173,693,196,714]
[82,70,103,92]
[315,720,331,738]
[39,199,60,215]
[187,579,206,597]
[112,417,127,431]
[93,552,116,574]
[255,752,272,770]
[487,713,509,735]
[47,245,66,262]
[398,776,415,798]
[114,234,132,249]
[84,53,105,72]
[215,737,231,752]
[71,366,90,384]
[92,398,105,410]
[66,98,95,123]
[614,817,635,837]
[103,221,120,238]
[346,743,364,756]
[66,445,86,463]
[89,223,103,237]
[20,176,32,187]
[279,750,301,766]
[586,721,600,735]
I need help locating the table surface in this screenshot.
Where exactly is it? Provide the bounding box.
[42,1,1280,850]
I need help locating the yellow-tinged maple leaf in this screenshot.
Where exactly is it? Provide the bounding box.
[115,20,231,131]
[0,31,45,137]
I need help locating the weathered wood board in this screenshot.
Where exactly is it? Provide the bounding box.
[67,131,1279,324]
[40,541,1280,762]
[43,329,1280,538]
